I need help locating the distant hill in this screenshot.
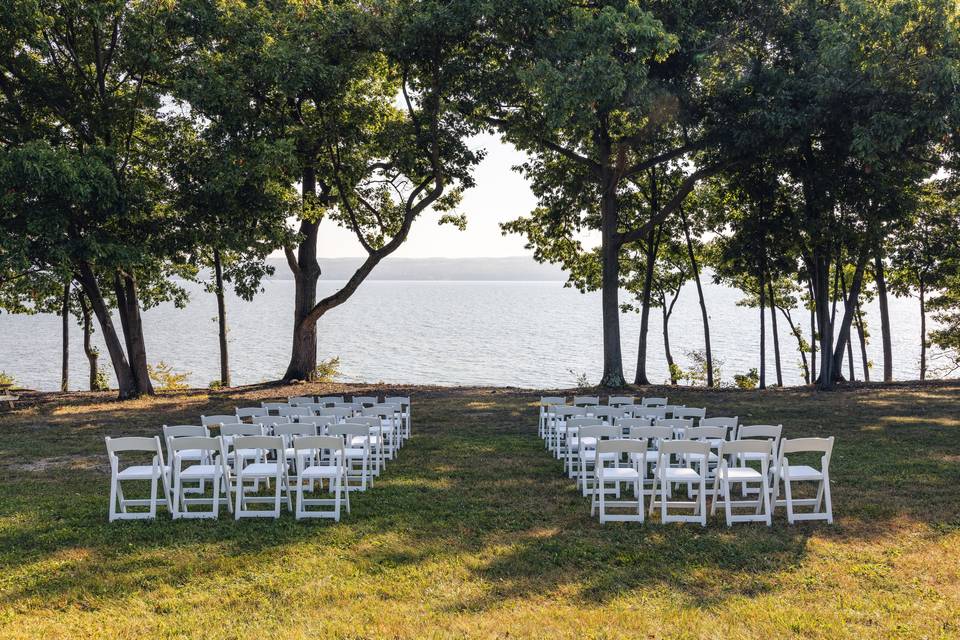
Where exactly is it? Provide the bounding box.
[265,256,568,281]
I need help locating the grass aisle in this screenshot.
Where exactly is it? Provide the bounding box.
[0,383,959,638]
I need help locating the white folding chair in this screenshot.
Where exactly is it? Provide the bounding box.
[627,425,673,490]
[587,405,625,425]
[591,439,646,524]
[169,436,231,519]
[200,414,238,428]
[278,406,313,418]
[663,404,686,419]
[701,416,739,440]
[573,395,600,407]
[316,396,344,407]
[232,435,290,518]
[563,416,601,476]
[385,396,412,442]
[364,403,401,460]
[738,424,783,495]
[673,406,706,424]
[293,435,349,521]
[236,406,269,422]
[105,436,171,521]
[327,406,358,423]
[774,437,835,524]
[344,417,384,476]
[641,397,668,407]
[261,402,290,415]
[162,425,209,494]
[328,423,372,490]
[275,423,318,485]
[651,440,711,526]
[352,396,379,407]
[539,396,567,442]
[615,416,652,438]
[552,406,587,459]
[636,406,668,421]
[711,440,773,526]
[287,396,315,406]
[220,423,265,489]
[655,417,695,439]
[607,395,635,407]
[577,424,620,496]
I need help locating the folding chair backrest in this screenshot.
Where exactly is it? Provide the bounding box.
[540,396,566,407]
[701,416,738,439]
[656,418,694,438]
[384,395,410,408]
[328,424,370,439]
[660,439,711,460]
[555,406,587,419]
[328,407,356,421]
[236,407,269,421]
[636,406,667,420]
[287,396,315,406]
[687,426,728,441]
[294,435,344,455]
[220,424,264,438]
[231,435,283,458]
[779,436,834,459]
[616,417,652,431]
[629,425,674,446]
[345,416,380,428]
[316,396,344,406]
[278,406,312,417]
[573,396,600,406]
[274,423,317,440]
[106,436,163,456]
[587,406,624,423]
[664,404,686,417]
[352,396,379,407]
[334,401,361,411]
[201,414,238,427]
[169,435,223,455]
[566,417,603,433]
[255,416,290,427]
[297,415,336,429]
[577,424,619,444]
[641,397,668,407]
[261,402,289,414]
[738,424,782,441]
[607,395,635,407]
[674,407,706,421]
[720,439,773,459]
[163,424,207,439]
[596,438,645,458]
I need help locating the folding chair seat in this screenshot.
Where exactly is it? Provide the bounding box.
[293,435,349,520]
[287,396,315,406]
[573,395,600,407]
[201,414,239,428]
[539,396,567,442]
[641,397,668,407]
[105,436,171,521]
[591,439,646,523]
[236,407,269,422]
[651,440,711,526]
[711,440,773,526]
[576,424,620,496]
[385,396,412,442]
[231,435,290,518]
[329,424,373,490]
[169,436,231,519]
[563,417,602,477]
[607,395,635,407]
[773,437,835,524]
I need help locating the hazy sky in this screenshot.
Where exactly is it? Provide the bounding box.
[310,133,597,259]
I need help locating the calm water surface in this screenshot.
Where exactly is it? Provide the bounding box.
[0,278,935,390]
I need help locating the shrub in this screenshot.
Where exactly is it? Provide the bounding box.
[568,369,590,390]
[0,371,14,388]
[93,368,110,391]
[313,356,341,383]
[148,361,191,391]
[734,368,760,390]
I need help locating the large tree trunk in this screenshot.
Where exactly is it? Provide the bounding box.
[759,270,767,390]
[634,226,659,385]
[60,279,70,392]
[682,215,713,386]
[812,249,836,390]
[77,290,99,391]
[874,252,893,382]
[829,251,869,382]
[768,279,783,386]
[113,272,154,395]
[807,278,817,381]
[283,167,323,382]
[213,249,231,387]
[76,262,137,398]
[839,271,855,382]
[599,173,626,388]
[919,282,927,381]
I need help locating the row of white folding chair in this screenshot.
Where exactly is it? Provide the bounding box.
[107,429,382,522]
[543,404,707,455]
[582,431,832,526]
[287,395,412,438]
[538,396,671,440]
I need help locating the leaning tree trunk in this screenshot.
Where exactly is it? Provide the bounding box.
[284,167,323,382]
[874,252,893,382]
[634,226,659,385]
[77,290,99,391]
[779,307,810,384]
[213,249,231,387]
[829,251,869,384]
[683,215,713,386]
[60,278,70,392]
[768,279,783,387]
[807,278,817,382]
[919,282,927,381]
[855,296,870,382]
[599,173,626,388]
[114,272,154,395]
[839,271,855,382]
[759,271,767,390]
[76,261,137,398]
[661,301,676,385]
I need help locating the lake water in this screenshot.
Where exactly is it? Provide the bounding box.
[0,277,938,391]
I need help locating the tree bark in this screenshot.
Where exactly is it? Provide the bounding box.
[661,302,676,385]
[808,278,817,379]
[874,252,893,382]
[855,295,870,382]
[213,248,230,387]
[759,270,767,390]
[778,306,810,384]
[829,251,869,382]
[682,214,713,386]
[76,261,137,398]
[919,282,927,381]
[634,225,660,385]
[283,166,322,382]
[77,290,99,391]
[839,271,855,382]
[767,279,783,386]
[599,172,626,387]
[113,272,154,395]
[812,248,835,390]
[60,278,70,392]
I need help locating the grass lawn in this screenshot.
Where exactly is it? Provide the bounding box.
[1,381,959,639]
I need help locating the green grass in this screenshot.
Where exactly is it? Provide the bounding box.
[1,382,959,638]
